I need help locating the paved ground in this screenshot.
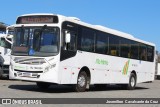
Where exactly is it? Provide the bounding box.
[0,79,160,107]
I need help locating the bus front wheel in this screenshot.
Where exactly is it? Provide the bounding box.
[74,71,88,92]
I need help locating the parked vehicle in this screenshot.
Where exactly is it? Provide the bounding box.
[9,13,155,92]
[0,26,13,79]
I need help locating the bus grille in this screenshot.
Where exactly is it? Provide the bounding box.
[14,69,43,73]
[14,57,46,65]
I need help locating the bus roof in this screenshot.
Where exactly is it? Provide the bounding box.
[17,13,155,46]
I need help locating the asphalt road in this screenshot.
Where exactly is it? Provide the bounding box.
[0,79,160,107]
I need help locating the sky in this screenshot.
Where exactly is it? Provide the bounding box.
[0,0,160,51]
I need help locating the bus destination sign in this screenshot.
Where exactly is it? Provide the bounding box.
[16,16,58,24]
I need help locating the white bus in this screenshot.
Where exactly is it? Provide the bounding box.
[9,13,155,92]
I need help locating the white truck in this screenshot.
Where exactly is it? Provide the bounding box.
[0,27,13,78]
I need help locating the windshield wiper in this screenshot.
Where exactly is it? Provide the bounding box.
[40,25,47,35]
[39,25,47,48]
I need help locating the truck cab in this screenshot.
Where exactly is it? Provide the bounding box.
[0,26,13,79]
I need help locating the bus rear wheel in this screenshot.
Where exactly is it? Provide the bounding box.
[126,73,136,90]
[74,71,88,92]
[36,82,51,89]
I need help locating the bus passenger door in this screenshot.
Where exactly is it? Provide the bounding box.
[60,23,78,84]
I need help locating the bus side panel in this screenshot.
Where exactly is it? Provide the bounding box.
[145,62,155,82]
[107,56,131,84]
[59,51,130,84]
[75,51,108,84]
[135,61,155,83]
[59,50,155,85]
[59,53,79,84]
[59,65,72,84]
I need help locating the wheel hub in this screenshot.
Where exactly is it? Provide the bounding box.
[78,75,86,87]
[131,77,135,87]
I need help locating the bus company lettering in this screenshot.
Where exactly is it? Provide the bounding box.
[96,59,108,65]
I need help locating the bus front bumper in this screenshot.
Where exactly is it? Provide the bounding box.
[9,66,59,83]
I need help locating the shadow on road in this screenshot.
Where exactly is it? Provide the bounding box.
[89,85,149,92]
[8,84,149,93]
[8,84,75,93]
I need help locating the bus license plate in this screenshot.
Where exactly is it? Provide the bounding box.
[22,72,31,77]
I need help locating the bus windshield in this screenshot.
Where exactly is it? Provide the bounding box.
[12,27,59,56]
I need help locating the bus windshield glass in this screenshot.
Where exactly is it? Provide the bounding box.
[12,27,59,56]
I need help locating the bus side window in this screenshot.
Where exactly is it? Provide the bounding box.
[62,21,78,51]
[120,39,130,58]
[95,32,109,54]
[130,41,139,59]
[67,32,77,51]
[140,44,147,61]
[81,28,94,52]
[147,46,154,62]
[109,35,120,56]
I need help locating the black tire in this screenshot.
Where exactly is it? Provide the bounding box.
[36,82,51,89]
[157,75,160,80]
[74,71,88,92]
[127,73,137,90]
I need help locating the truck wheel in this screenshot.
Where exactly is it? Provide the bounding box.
[75,71,88,92]
[36,82,51,89]
[127,73,136,90]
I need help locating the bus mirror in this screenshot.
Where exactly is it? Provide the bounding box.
[65,31,71,43]
[5,36,13,45]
